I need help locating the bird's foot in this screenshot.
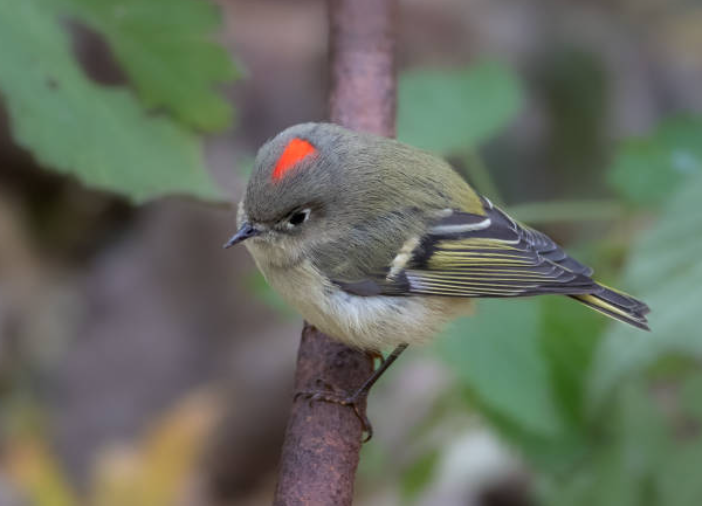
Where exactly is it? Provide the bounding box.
[294,379,373,442]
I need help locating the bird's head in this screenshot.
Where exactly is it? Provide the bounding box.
[224,122,466,268]
[225,123,381,266]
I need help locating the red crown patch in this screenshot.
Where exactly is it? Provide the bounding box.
[272,138,317,181]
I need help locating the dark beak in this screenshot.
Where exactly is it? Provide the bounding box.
[223,222,260,249]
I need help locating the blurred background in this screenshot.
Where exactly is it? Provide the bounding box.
[1,0,701,505]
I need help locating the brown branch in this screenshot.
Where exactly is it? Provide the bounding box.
[272,0,397,505]
[328,0,397,137]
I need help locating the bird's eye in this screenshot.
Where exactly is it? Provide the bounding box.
[288,208,310,227]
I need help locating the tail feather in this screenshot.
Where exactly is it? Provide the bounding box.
[569,284,650,331]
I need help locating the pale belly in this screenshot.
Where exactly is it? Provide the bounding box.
[255,257,471,351]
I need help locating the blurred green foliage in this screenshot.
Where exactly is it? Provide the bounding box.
[400,449,440,502]
[440,300,565,441]
[539,47,609,197]
[395,60,702,506]
[592,170,702,404]
[608,117,702,206]
[64,0,240,131]
[398,61,523,155]
[0,0,239,202]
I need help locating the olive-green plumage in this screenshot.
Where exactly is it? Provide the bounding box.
[228,122,649,350]
[245,123,482,281]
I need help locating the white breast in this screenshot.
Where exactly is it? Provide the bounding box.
[251,253,470,351]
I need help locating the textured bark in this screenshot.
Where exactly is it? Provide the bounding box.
[328,0,397,137]
[273,0,397,504]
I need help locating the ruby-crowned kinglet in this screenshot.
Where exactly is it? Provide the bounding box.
[226,122,649,352]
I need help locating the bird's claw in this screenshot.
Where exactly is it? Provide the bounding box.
[294,381,374,442]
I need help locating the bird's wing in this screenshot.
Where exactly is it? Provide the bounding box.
[334,198,600,298]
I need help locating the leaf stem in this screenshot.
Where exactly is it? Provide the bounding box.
[506,200,624,224]
[462,150,506,207]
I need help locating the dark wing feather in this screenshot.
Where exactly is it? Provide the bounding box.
[333,198,650,329]
[335,198,598,298]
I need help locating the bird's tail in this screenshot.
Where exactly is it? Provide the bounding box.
[569,283,650,331]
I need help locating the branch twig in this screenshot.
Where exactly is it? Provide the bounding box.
[273,0,397,504]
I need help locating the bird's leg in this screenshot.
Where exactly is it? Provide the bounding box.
[294,343,409,442]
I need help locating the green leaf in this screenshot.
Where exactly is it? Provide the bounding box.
[463,394,588,472]
[656,438,702,506]
[539,296,605,428]
[589,173,702,406]
[64,0,240,132]
[435,299,564,439]
[681,371,702,421]
[437,297,607,471]
[398,61,523,155]
[608,117,702,206]
[400,449,439,502]
[507,200,624,224]
[542,372,702,506]
[0,0,221,203]
[540,380,667,506]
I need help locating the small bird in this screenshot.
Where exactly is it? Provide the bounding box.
[225,122,649,432]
